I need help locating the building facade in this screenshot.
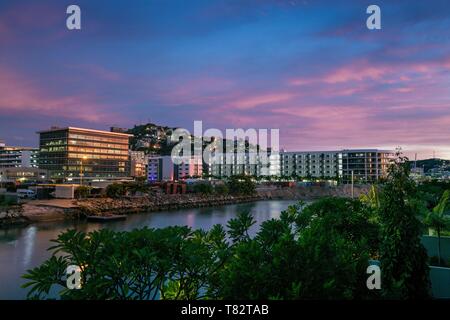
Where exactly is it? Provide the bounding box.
[0,144,39,169]
[148,156,203,182]
[0,167,48,184]
[148,156,175,182]
[279,149,394,183]
[129,150,148,178]
[37,127,132,182]
[175,156,203,180]
[341,149,394,183]
[280,151,341,179]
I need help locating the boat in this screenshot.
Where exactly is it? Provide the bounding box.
[86,215,127,222]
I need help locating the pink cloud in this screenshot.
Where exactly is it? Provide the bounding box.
[230,93,295,110]
[0,65,121,123]
[323,63,386,84]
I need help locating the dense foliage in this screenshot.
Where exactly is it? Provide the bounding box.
[22,199,380,300]
[192,183,214,195]
[226,175,256,196]
[379,156,431,299]
[105,183,128,198]
[75,186,91,199]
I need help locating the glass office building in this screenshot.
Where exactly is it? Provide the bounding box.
[37,127,132,182]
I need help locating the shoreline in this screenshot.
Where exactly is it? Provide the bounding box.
[0,185,370,229]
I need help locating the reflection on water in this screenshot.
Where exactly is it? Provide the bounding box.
[0,200,298,300]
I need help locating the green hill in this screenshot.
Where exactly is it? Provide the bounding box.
[410,159,450,173]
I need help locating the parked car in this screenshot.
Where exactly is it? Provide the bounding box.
[17,189,37,199]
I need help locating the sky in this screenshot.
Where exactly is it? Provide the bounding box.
[0,0,449,159]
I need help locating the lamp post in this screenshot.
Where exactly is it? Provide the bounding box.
[351,170,354,199]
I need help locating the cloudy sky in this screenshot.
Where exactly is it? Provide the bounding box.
[0,0,449,159]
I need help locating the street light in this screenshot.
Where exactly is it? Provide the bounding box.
[80,156,88,186]
[351,170,354,199]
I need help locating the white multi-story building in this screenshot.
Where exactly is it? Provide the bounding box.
[279,149,394,183]
[175,156,203,179]
[280,151,341,179]
[0,144,39,168]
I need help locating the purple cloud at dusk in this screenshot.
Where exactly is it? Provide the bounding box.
[0,0,449,159]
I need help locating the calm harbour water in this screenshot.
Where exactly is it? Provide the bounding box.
[0,200,298,300]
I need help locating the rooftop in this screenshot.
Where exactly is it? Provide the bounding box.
[36,126,133,137]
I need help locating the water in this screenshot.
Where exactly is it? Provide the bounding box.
[0,200,298,300]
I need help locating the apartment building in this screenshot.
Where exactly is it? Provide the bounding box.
[280,151,341,179]
[279,149,394,183]
[175,156,203,180]
[341,149,395,183]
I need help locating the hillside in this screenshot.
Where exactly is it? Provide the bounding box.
[410,159,450,173]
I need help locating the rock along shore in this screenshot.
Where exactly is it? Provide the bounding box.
[0,185,369,228]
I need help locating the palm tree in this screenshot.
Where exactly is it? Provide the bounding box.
[425,190,450,265]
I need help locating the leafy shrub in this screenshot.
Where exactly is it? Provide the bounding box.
[226,175,256,196]
[75,186,91,199]
[193,183,214,195]
[214,184,229,195]
[105,183,127,198]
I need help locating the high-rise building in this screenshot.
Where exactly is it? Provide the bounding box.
[37,127,132,182]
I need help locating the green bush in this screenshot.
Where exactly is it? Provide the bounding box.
[105,183,127,198]
[75,186,91,199]
[214,184,229,195]
[226,175,256,196]
[193,183,214,195]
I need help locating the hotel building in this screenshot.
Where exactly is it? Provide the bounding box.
[37,127,132,182]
